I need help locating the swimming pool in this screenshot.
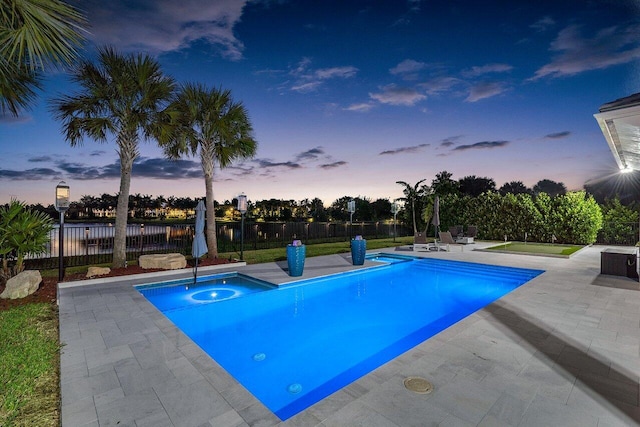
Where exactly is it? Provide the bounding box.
[137,257,543,420]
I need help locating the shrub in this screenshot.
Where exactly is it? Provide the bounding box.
[0,200,54,278]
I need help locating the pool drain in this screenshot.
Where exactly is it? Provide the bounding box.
[403,377,433,394]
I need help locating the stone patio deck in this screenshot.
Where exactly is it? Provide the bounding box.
[58,243,640,426]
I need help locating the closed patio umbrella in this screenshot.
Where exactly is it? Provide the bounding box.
[192,200,208,285]
[432,196,440,240]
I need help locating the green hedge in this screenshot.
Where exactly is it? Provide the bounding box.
[437,191,603,245]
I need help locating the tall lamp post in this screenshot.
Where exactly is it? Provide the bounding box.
[392,200,399,243]
[237,193,247,261]
[347,199,355,240]
[55,181,70,282]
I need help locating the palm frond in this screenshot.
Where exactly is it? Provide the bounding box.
[0,0,86,70]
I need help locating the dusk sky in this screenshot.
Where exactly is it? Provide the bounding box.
[2,0,640,206]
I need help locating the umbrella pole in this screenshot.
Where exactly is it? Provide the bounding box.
[193,256,198,287]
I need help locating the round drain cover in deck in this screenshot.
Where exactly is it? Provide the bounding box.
[403,377,433,394]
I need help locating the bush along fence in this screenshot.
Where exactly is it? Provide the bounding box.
[22,221,411,270]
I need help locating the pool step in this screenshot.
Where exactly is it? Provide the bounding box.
[413,259,543,281]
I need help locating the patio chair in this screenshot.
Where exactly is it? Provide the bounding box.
[466,225,478,238]
[449,225,463,239]
[438,231,463,252]
[413,232,431,252]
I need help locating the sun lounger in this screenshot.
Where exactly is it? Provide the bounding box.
[413,232,430,251]
[438,231,465,252]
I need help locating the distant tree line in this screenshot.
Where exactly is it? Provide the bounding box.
[4,169,640,246]
[9,193,396,223]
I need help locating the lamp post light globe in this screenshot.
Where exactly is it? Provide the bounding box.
[55,181,70,282]
[55,181,70,212]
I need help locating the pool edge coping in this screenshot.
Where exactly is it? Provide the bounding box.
[57,261,247,289]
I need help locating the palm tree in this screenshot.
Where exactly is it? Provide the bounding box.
[1,0,85,116]
[396,179,428,234]
[162,83,257,257]
[51,47,175,268]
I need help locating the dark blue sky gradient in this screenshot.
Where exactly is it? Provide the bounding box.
[1,0,639,205]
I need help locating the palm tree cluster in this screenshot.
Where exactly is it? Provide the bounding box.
[49,48,258,267]
[3,2,258,268]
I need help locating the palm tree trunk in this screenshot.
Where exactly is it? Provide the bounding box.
[204,172,218,257]
[113,149,134,268]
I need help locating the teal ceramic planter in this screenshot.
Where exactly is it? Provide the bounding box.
[351,239,366,265]
[286,244,306,276]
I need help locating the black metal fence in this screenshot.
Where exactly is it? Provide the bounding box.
[23,221,411,270]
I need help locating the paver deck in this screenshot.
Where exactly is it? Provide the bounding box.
[58,244,640,426]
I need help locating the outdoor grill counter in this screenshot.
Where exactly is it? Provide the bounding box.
[600,247,639,280]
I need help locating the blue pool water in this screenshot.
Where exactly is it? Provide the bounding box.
[137,258,543,420]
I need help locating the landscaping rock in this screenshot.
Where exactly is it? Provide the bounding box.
[86,266,111,278]
[0,270,42,299]
[139,253,187,270]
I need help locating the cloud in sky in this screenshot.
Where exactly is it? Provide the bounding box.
[0,168,61,180]
[419,76,463,96]
[85,0,248,60]
[453,140,510,151]
[465,81,508,102]
[290,58,358,92]
[0,157,203,182]
[369,84,426,106]
[544,131,571,139]
[254,159,302,169]
[379,143,430,155]
[2,145,341,187]
[295,147,325,161]
[29,156,53,163]
[530,16,556,32]
[319,161,347,169]
[345,102,374,112]
[531,23,640,80]
[462,63,513,77]
[390,59,427,76]
[0,113,32,125]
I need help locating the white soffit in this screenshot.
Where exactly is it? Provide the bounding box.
[594,93,640,171]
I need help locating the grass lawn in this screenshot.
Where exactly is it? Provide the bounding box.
[485,242,584,256]
[0,303,60,427]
